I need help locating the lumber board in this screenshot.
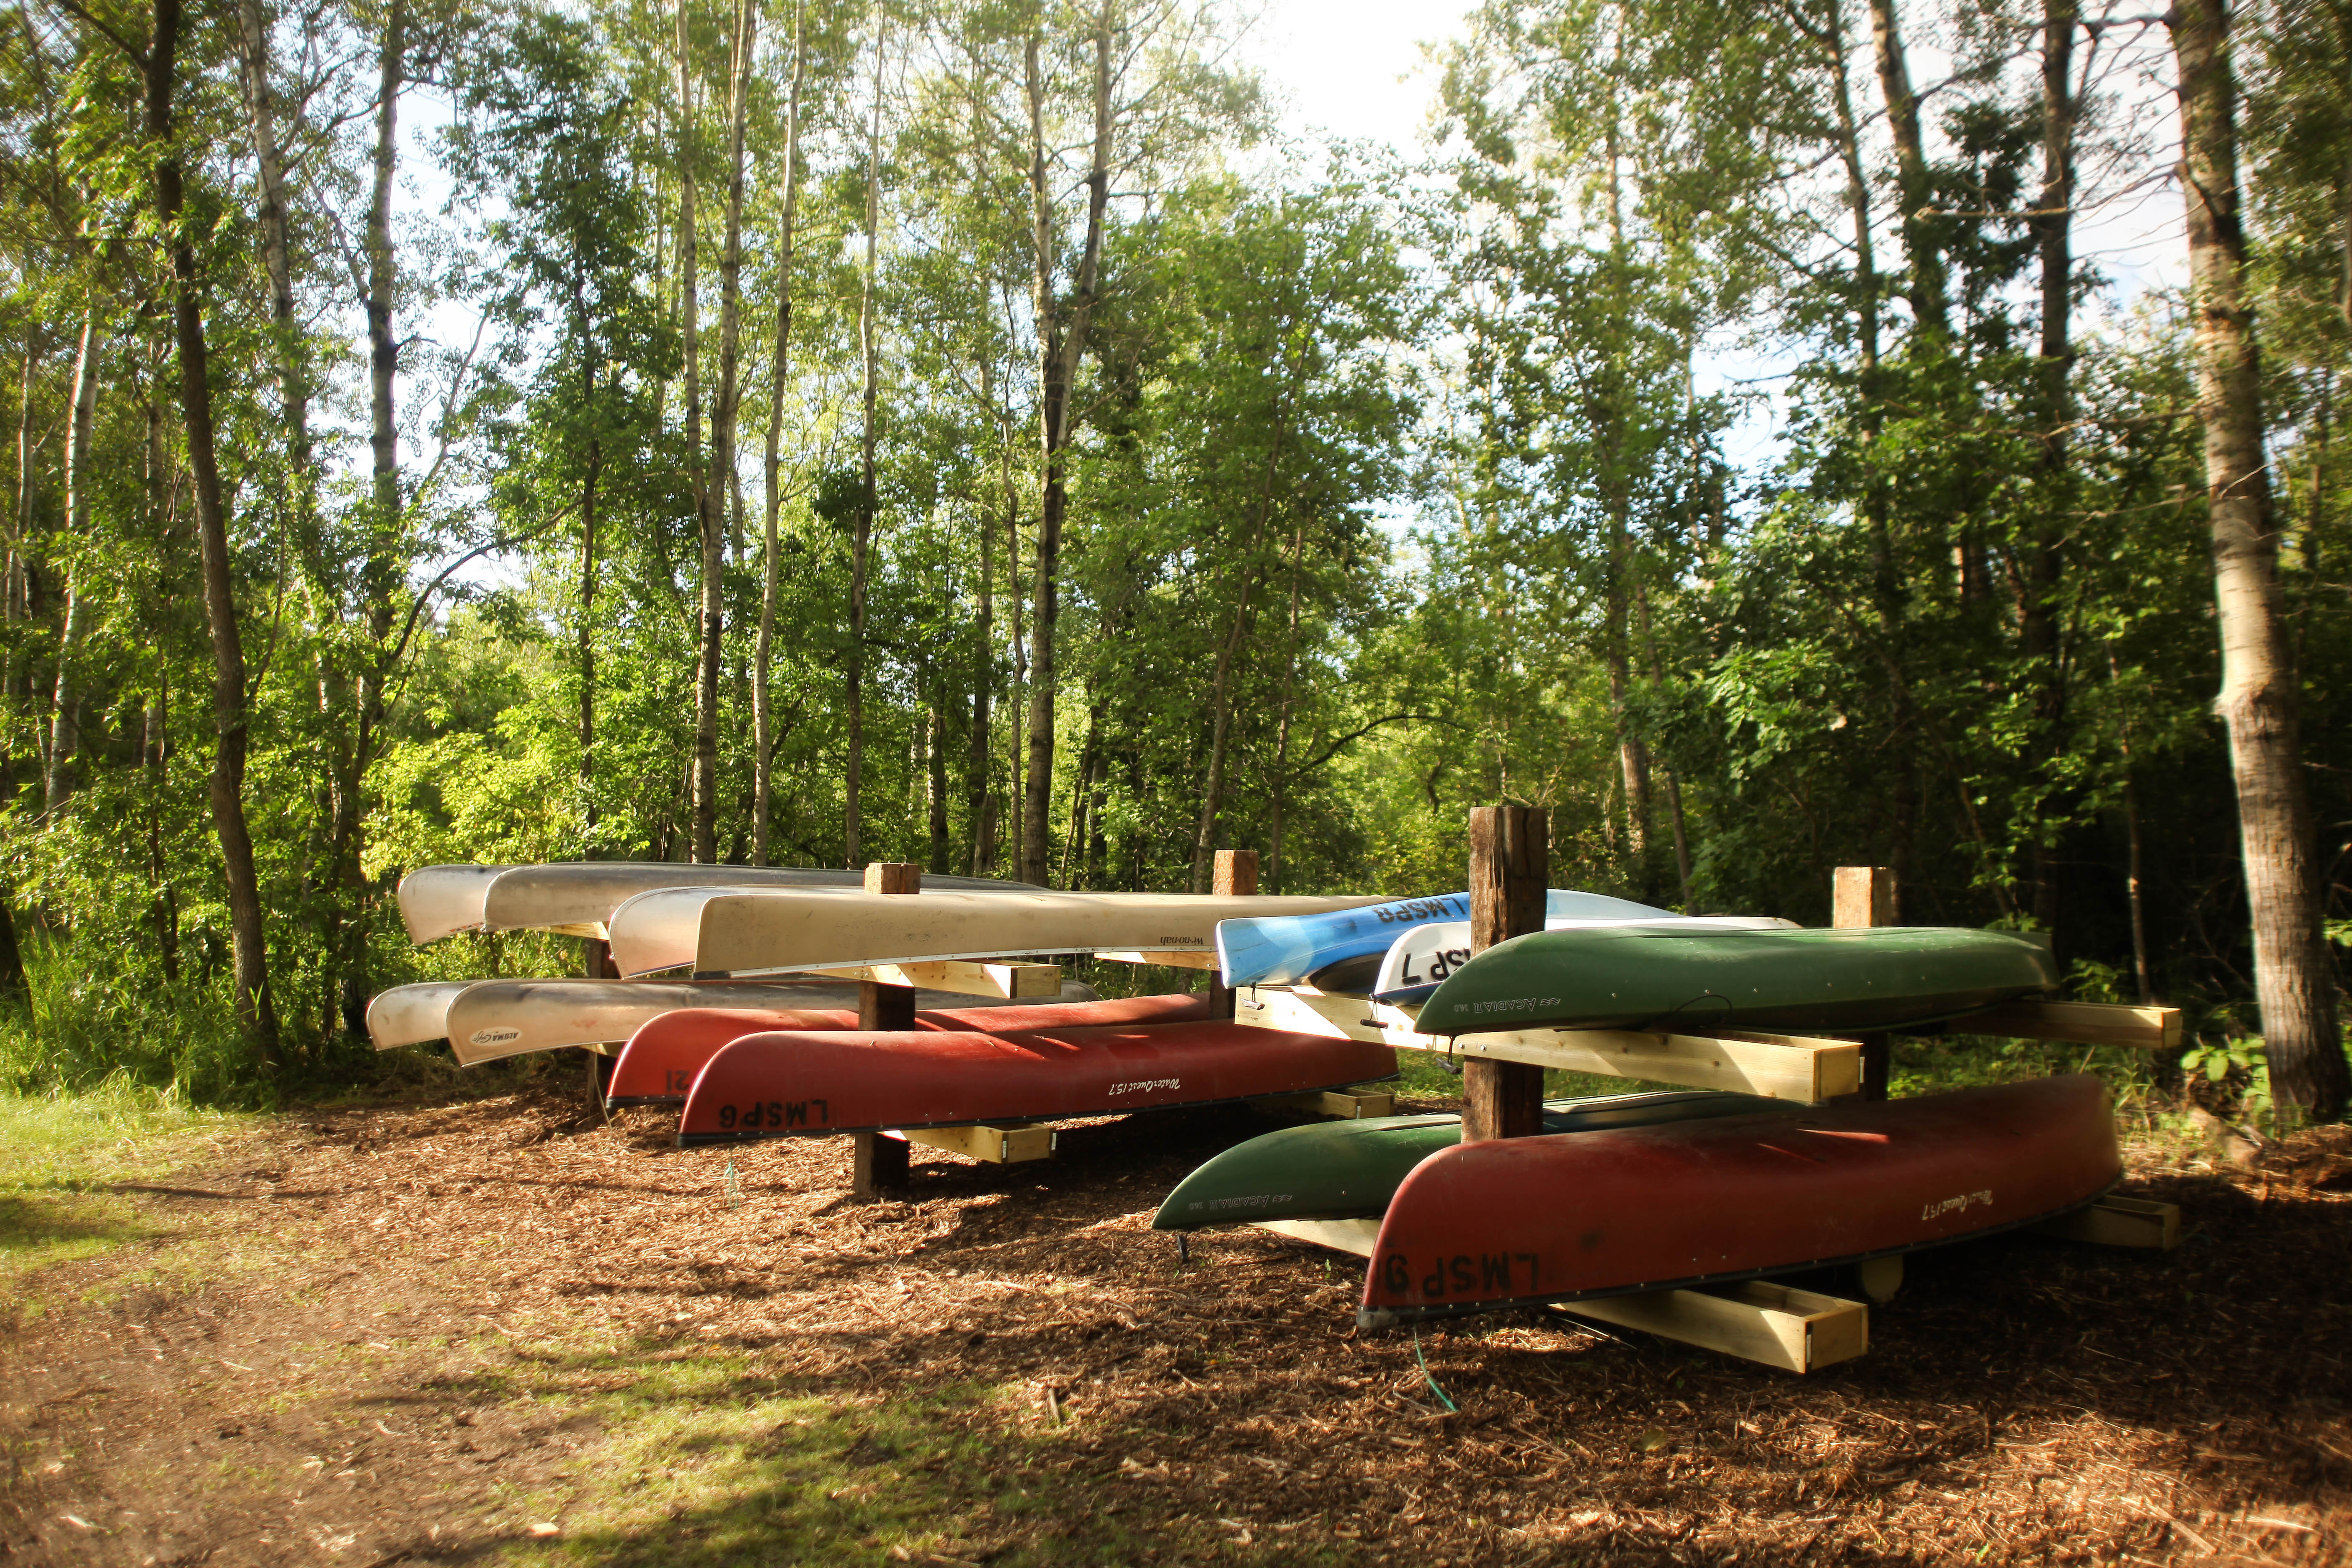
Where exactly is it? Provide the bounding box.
[1252,1217,1384,1255]
[900,1122,1057,1164]
[1093,949,1220,969]
[1555,1281,1871,1374]
[2032,1194,2179,1251]
[1947,1000,2181,1051]
[801,960,1063,1001]
[1250,1088,1398,1120]
[1236,985,1861,1103]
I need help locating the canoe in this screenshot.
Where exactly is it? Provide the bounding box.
[1151,1090,1793,1230]
[676,1020,1398,1145]
[609,887,1393,977]
[606,991,1218,1107]
[1415,925,2058,1036]
[368,976,1100,1066]
[397,861,1041,946]
[1363,916,1798,1002]
[365,981,477,1050]
[1357,1074,2120,1327]
[1215,889,1674,989]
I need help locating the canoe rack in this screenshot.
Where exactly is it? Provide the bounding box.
[1252,1191,2179,1374]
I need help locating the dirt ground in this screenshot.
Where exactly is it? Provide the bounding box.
[3,1070,2349,1567]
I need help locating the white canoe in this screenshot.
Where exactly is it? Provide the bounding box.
[369,975,1103,1066]
[607,887,1393,977]
[397,861,1042,946]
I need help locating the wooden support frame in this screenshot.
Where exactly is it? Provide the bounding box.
[812,959,1064,1001]
[1946,1000,2182,1052]
[1093,949,1219,969]
[900,1122,1057,1164]
[2032,1194,2180,1250]
[1250,1088,1397,1120]
[1249,1217,1870,1374]
[1237,984,1862,1103]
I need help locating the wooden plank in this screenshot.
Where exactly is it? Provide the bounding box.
[900,1123,1057,1163]
[1093,949,1220,969]
[1252,1217,1382,1255]
[1236,985,1861,1102]
[1465,806,1550,1140]
[1834,865,1900,927]
[1948,1000,2182,1051]
[1556,1280,1870,1374]
[814,960,1063,1001]
[1251,1088,1397,1120]
[2032,1194,2180,1251]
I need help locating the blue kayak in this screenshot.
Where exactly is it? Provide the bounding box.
[1215,889,1671,988]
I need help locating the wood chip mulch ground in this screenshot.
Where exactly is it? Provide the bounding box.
[3,1073,2348,1565]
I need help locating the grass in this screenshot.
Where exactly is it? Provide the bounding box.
[0,1075,253,1286]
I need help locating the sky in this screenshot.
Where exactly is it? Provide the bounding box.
[1228,0,1480,151]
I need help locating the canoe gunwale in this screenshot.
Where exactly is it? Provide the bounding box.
[674,1070,1403,1148]
[1353,1176,2120,1329]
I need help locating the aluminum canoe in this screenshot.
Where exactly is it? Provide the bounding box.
[1415,924,2058,1036]
[396,861,1042,946]
[1362,915,1799,1002]
[1357,1074,2120,1326]
[608,887,1393,977]
[676,1020,1398,1145]
[364,982,477,1050]
[1152,1090,1792,1230]
[605,991,1218,1107]
[1214,889,1675,989]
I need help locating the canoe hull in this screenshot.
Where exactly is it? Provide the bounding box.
[677,1021,1398,1144]
[1416,925,2059,1036]
[606,992,1217,1106]
[613,887,1395,977]
[1364,916,1797,1003]
[1215,889,1676,990]
[1358,1075,2120,1327]
[365,981,477,1050]
[1151,1091,1792,1230]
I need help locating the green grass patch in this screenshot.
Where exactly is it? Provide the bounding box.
[449,1336,1208,1566]
[0,1076,253,1284]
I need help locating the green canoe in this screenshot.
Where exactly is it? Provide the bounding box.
[1151,1091,1789,1231]
[1416,924,2057,1037]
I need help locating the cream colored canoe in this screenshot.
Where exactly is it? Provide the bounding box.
[366,981,478,1049]
[371,975,1102,1066]
[397,861,1040,946]
[607,887,1393,977]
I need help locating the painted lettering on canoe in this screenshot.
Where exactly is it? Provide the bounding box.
[1462,996,1561,1015]
[1372,897,1469,925]
[1921,1189,1993,1222]
[1380,1250,1540,1300]
[664,1068,694,1094]
[1395,945,1473,988]
[469,1027,522,1047]
[716,1098,831,1132]
[1191,1193,1294,1213]
[1107,1078,1181,1096]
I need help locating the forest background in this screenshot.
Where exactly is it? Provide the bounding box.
[0,0,2346,1113]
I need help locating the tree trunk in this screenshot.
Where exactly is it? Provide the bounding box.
[2174,0,2345,1120]
[847,16,888,867]
[147,685,178,982]
[1865,0,1949,340]
[754,0,805,867]
[152,0,277,1056]
[674,0,720,864]
[927,695,950,874]
[1019,6,1115,887]
[965,360,995,875]
[45,312,96,813]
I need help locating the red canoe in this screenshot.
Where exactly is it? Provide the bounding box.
[1358,1074,2120,1328]
[676,1020,1396,1145]
[605,992,1217,1107]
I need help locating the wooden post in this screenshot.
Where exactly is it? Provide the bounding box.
[1462,807,1548,1141]
[1209,849,1258,1019]
[583,937,620,1113]
[1834,866,1897,1101]
[854,861,921,1195]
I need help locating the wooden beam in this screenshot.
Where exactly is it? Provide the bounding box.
[816,960,1064,1000]
[1237,985,1862,1102]
[2032,1194,2180,1251]
[1465,805,1548,1141]
[1555,1280,1870,1374]
[855,864,923,1196]
[852,1129,909,1194]
[900,1122,1056,1163]
[1250,1219,1870,1374]
[1210,850,1259,1020]
[1833,866,1897,1101]
[1947,1000,2183,1051]
[1251,1088,1397,1120]
[1093,949,1219,969]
